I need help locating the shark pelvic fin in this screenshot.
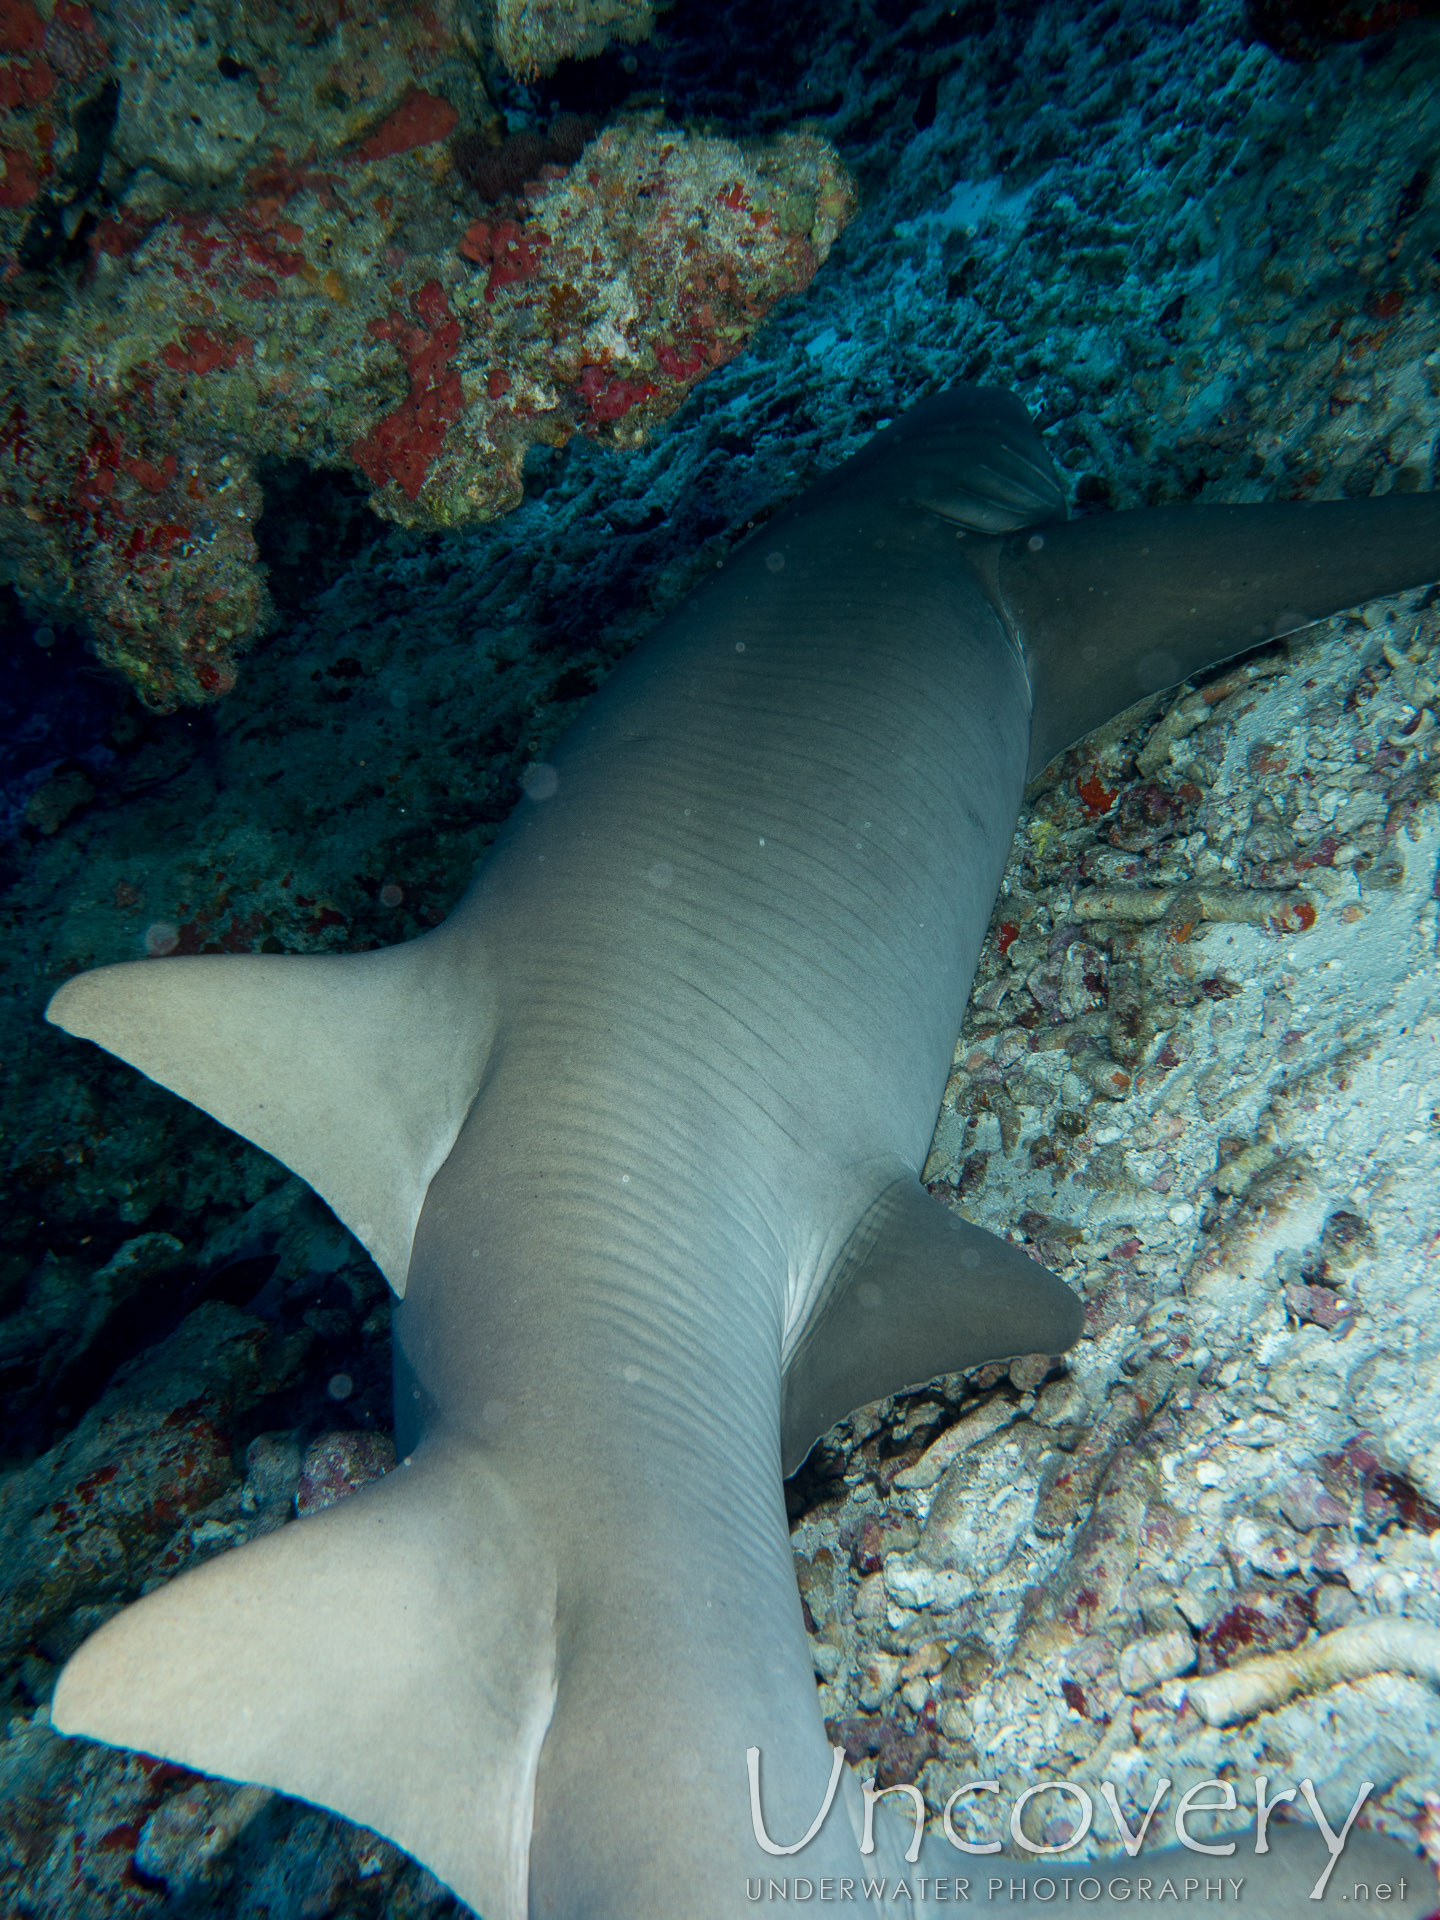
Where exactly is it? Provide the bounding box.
[45,930,497,1293]
[1001,492,1440,777]
[780,1179,1082,1473]
[51,1438,556,1920]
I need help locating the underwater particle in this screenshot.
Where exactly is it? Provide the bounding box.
[521,763,559,800]
[143,921,181,956]
[326,1372,354,1401]
[379,882,404,908]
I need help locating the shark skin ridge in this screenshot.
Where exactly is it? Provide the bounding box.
[44,386,1440,1919]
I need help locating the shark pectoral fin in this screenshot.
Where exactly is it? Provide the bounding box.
[51,1440,556,1920]
[780,1179,1082,1473]
[46,929,498,1293]
[1004,492,1440,777]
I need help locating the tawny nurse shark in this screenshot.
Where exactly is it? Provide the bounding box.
[44,388,1440,1919]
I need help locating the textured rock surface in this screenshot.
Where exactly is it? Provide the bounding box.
[0,0,852,709]
[492,0,659,77]
[4,0,1440,1912]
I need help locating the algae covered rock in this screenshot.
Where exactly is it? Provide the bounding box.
[491,0,660,78]
[0,4,854,709]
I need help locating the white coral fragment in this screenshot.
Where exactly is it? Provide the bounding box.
[1186,1617,1440,1726]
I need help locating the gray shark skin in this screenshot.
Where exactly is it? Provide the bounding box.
[43,387,1440,1920]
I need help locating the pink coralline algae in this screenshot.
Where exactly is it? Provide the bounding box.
[351,278,468,501]
[348,85,460,163]
[0,1,109,210]
[0,8,854,708]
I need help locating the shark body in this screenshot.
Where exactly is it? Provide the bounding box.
[44,389,1440,1918]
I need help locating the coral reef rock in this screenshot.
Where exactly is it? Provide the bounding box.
[491,0,661,79]
[0,2,852,708]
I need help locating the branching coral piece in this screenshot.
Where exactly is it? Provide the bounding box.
[1186,1616,1440,1725]
[1072,886,1318,928]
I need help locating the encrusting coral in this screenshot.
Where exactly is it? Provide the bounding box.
[0,2,854,708]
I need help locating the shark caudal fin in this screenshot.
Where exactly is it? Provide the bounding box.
[45,930,497,1293]
[781,1178,1081,1473]
[1000,492,1440,777]
[52,1438,556,1920]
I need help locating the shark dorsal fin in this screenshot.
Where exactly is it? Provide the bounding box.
[46,932,496,1293]
[780,1179,1082,1473]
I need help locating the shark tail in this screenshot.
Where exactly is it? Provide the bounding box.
[44,926,498,1294]
[51,1435,556,1920]
[1005,491,1440,777]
